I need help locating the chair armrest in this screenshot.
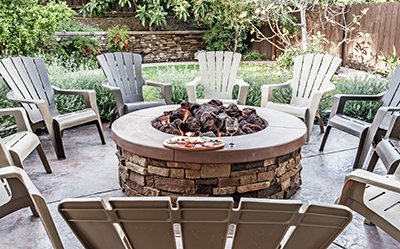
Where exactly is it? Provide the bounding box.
[338,169,400,206]
[101,79,120,91]
[329,92,385,118]
[144,78,172,105]
[0,166,42,196]
[52,85,98,111]
[0,107,31,132]
[186,76,202,103]
[260,80,291,107]
[6,91,44,105]
[235,77,249,105]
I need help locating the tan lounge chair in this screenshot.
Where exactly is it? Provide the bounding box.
[0,57,106,160]
[0,107,51,173]
[367,112,400,173]
[320,63,400,169]
[97,52,171,123]
[0,166,63,248]
[261,54,342,143]
[338,166,400,242]
[59,196,352,249]
[186,51,249,105]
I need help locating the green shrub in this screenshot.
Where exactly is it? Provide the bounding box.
[330,73,390,121]
[53,35,101,70]
[106,25,131,52]
[0,0,75,53]
[243,50,264,61]
[58,20,103,32]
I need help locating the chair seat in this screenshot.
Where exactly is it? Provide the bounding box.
[54,108,98,131]
[197,98,238,105]
[328,114,370,137]
[266,102,307,118]
[125,99,166,113]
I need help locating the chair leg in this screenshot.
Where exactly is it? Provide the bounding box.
[96,119,106,145]
[366,151,379,172]
[304,113,313,143]
[353,128,369,169]
[319,126,332,151]
[35,144,52,173]
[51,122,66,160]
[316,111,324,133]
[32,195,64,249]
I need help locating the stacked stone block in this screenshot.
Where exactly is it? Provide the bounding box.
[53,31,206,63]
[118,147,302,204]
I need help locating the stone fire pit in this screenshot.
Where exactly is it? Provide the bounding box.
[112,105,307,204]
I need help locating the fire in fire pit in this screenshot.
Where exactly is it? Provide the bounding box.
[152,99,268,137]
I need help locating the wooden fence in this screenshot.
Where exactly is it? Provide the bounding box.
[252,2,400,70]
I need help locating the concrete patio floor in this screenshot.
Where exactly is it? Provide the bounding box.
[0,122,399,249]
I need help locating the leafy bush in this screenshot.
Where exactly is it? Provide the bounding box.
[328,73,390,121]
[377,46,400,76]
[243,50,264,61]
[106,25,131,52]
[0,0,75,53]
[58,21,103,32]
[54,35,101,70]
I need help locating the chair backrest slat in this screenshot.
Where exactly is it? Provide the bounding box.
[198,51,241,100]
[58,199,126,249]
[114,52,131,95]
[291,54,341,106]
[284,204,352,249]
[133,53,144,97]
[215,51,224,93]
[0,57,58,123]
[232,199,302,249]
[110,197,176,249]
[58,197,352,249]
[103,53,126,94]
[206,52,217,92]
[123,52,137,95]
[178,198,232,249]
[0,58,39,114]
[221,51,233,93]
[98,53,144,102]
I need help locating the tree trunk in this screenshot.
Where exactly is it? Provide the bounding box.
[300,8,308,49]
[233,28,238,53]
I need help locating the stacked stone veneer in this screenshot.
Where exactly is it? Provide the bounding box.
[118,147,302,204]
[53,31,206,62]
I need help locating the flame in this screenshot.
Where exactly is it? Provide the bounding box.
[217,130,222,137]
[161,115,170,125]
[182,110,190,122]
[186,132,195,137]
[178,126,184,136]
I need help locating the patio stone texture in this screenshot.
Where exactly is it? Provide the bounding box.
[118,147,302,203]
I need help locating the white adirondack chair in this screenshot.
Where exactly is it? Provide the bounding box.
[186,51,249,105]
[261,54,342,143]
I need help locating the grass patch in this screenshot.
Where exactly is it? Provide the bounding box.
[0,59,392,129]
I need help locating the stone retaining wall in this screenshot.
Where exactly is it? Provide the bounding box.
[117,146,302,205]
[53,30,206,62]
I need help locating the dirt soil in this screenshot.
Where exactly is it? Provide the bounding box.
[74,15,203,32]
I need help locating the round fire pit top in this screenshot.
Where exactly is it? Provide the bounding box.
[112,105,307,164]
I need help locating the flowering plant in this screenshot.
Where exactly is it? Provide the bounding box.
[53,34,101,69]
[106,25,131,52]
